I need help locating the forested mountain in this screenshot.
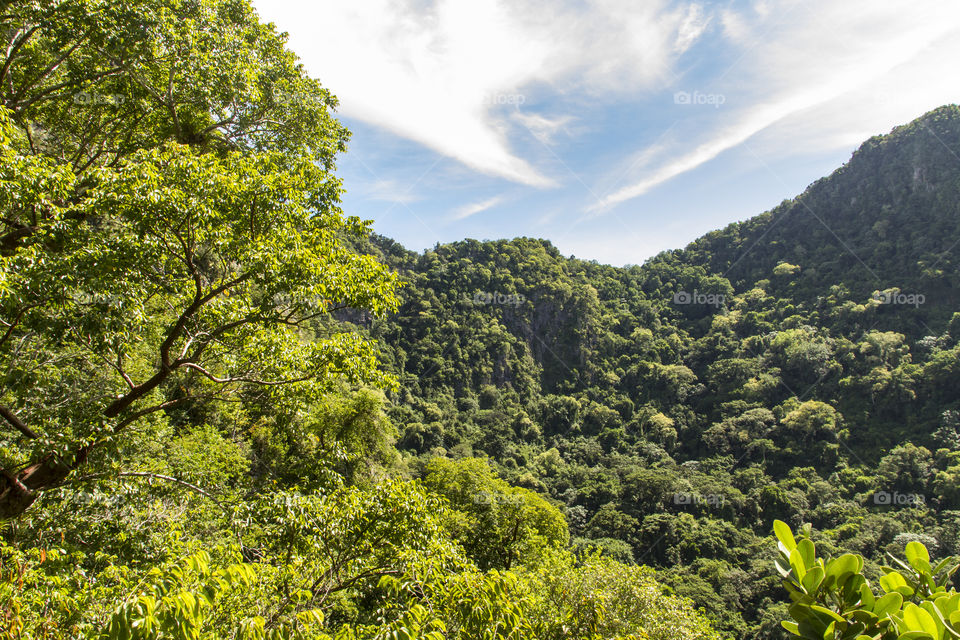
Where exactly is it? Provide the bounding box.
[352,105,960,637]
[0,1,723,637]
[2,0,959,637]
[678,106,960,332]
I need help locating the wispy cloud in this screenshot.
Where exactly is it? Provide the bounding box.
[257,0,960,266]
[513,112,574,145]
[254,0,709,187]
[674,3,709,53]
[591,0,960,212]
[451,196,504,221]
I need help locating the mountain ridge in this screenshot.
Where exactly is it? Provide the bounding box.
[353,104,960,637]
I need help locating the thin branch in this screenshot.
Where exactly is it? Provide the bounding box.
[13,69,118,113]
[78,471,229,513]
[0,301,40,348]
[178,362,314,386]
[0,25,39,90]
[102,273,253,420]
[9,29,92,108]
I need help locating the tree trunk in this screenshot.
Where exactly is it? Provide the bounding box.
[0,448,86,520]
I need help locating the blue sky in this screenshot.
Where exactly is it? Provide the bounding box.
[252,0,960,266]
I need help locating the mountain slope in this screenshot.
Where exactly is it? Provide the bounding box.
[351,105,960,638]
[672,104,960,333]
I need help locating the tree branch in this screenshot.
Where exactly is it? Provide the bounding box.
[102,272,254,420]
[113,397,191,432]
[0,404,37,439]
[78,471,230,513]
[178,362,313,387]
[0,25,38,92]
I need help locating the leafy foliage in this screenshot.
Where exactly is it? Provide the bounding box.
[0,0,724,639]
[3,0,959,638]
[773,519,960,639]
[346,106,960,638]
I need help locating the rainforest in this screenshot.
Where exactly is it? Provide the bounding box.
[1,1,960,639]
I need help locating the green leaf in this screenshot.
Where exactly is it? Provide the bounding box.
[905,542,933,575]
[859,583,876,611]
[906,542,930,567]
[810,605,845,623]
[775,520,798,552]
[881,572,915,597]
[797,539,816,571]
[802,567,825,594]
[902,603,938,637]
[826,553,863,586]
[782,620,801,636]
[874,592,904,618]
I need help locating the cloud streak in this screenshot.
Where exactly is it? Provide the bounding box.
[451,196,504,221]
[256,0,960,266]
[254,0,708,187]
[592,0,960,212]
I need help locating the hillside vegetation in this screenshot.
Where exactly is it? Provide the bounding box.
[359,105,960,637]
[1,0,959,638]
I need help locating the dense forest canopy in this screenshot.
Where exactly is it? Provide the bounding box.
[350,103,960,638]
[1,0,959,638]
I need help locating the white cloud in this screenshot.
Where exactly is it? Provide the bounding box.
[674,3,709,54]
[593,0,960,212]
[451,196,504,221]
[254,0,960,237]
[253,0,708,186]
[719,9,749,43]
[512,112,573,145]
[752,1,771,19]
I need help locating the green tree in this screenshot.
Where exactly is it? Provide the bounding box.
[423,457,568,570]
[0,0,399,518]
